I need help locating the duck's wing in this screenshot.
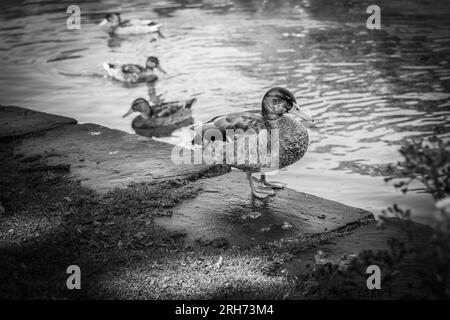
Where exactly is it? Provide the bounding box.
[154,103,183,118]
[154,98,196,117]
[119,20,132,27]
[121,64,144,74]
[128,19,160,26]
[192,110,265,144]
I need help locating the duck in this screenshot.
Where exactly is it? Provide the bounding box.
[103,56,166,84]
[191,87,314,199]
[99,13,162,36]
[123,97,196,136]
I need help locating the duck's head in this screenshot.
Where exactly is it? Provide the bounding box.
[261,87,314,122]
[145,56,167,74]
[123,98,152,120]
[99,13,121,27]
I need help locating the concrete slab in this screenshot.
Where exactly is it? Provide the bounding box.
[155,170,374,246]
[13,123,221,192]
[0,105,76,140]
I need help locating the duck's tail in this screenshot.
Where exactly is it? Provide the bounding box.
[103,62,116,71]
[103,62,121,79]
[185,98,197,109]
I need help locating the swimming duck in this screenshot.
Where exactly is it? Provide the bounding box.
[123,97,196,136]
[99,13,162,36]
[192,87,314,199]
[103,56,166,84]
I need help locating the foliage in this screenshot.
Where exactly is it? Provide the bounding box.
[385,136,450,201]
[303,136,450,299]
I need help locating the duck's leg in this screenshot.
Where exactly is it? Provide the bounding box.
[246,172,274,199]
[259,174,286,189]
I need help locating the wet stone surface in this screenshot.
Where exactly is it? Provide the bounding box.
[154,170,374,246]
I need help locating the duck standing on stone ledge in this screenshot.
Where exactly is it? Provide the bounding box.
[103,56,166,84]
[192,87,314,199]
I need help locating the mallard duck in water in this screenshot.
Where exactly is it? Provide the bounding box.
[192,87,314,199]
[103,56,166,84]
[99,13,162,36]
[123,97,196,136]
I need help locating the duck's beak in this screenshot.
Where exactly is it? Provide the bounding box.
[99,19,108,26]
[123,108,134,118]
[291,103,314,122]
[157,65,167,75]
[157,30,166,38]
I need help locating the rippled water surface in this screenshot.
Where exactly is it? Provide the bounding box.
[1,0,449,223]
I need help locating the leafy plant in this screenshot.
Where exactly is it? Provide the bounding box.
[302,136,450,299]
[385,136,450,201]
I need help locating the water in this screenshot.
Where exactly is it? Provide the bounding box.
[1,0,449,224]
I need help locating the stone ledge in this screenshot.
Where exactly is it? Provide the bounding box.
[155,170,374,246]
[0,105,77,140]
[284,218,431,276]
[12,122,218,192]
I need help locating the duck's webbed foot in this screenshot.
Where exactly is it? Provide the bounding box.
[259,174,286,189]
[247,172,275,199]
[253,188,275,199]
[254,186,275,197]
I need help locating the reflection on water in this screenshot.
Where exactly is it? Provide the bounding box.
[0,0,449,223]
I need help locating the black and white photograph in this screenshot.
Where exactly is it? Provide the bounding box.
[0,0,449,309]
